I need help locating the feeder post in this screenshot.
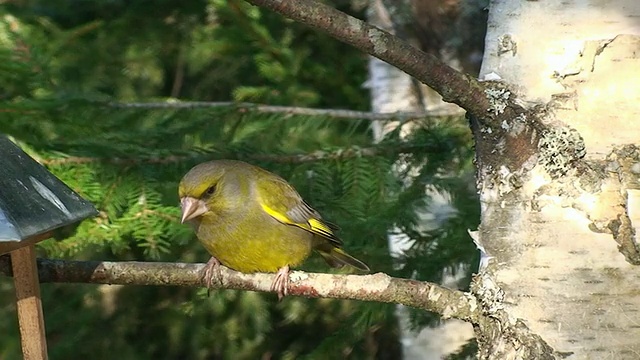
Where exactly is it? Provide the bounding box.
[11,243,48,360]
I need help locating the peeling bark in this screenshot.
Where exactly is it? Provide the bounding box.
[477,1,640,358]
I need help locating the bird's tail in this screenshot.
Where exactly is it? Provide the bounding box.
[316,246,370,272]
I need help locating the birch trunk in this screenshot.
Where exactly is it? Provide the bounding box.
[477,1,640,358]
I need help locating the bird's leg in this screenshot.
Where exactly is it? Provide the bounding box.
[270,265,291,301]
[201,256,223,295]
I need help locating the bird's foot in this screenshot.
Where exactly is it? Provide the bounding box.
[270,265,290,301]
[202,256,222,296]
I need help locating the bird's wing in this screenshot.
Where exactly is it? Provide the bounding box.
[255,176,343,246]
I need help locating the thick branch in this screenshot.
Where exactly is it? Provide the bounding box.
[110,101,464,121]
[0,257,559,356]
[0,256,479,322]
[243,0,491,118]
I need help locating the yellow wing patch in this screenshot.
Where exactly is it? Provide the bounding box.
[308,218,333,238]
[261,203,293,225]
[255,175,341,245]
[260,203,338,242]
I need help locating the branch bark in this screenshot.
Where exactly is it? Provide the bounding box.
[0,257,562,357]
[243,0,491,118]
[109,101,464,121]
[38,143,442,166]
[0,256,476,321]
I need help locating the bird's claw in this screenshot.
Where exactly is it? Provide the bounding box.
[202,257,222,296]
[270,265,290,301]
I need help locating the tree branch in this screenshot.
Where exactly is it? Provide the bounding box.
[109,101,464,121]
[240,0,546,182]
[243,0,491,118]
[38,143,434,166]
[0,258,559,357]
[0,256,479,322]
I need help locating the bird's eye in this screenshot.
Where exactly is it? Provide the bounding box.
[204,185,216,196]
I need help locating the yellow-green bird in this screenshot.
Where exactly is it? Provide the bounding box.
[178,160,369,298]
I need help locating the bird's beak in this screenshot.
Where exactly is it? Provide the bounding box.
[180,197,209,223]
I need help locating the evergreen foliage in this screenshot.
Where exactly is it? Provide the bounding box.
[0,1,479,359]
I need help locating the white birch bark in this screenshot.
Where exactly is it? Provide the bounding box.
[478,1,640,358]
[367,0,420,140]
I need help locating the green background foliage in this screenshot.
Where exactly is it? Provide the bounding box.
[0,1,479,359]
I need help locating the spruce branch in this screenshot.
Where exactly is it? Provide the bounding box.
[38,143,432,166]
[109,101,464,121]
[251,143,427,163]
[0,256,478,322]
[39,155,191,166]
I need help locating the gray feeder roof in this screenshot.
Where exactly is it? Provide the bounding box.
[0,136,98,243]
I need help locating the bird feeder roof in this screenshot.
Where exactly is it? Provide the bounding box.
[0,136,97,246]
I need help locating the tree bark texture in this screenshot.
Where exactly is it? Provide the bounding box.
[0,256,481,321]
[477,1,640,358]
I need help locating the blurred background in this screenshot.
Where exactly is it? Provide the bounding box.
[0,0,486,359]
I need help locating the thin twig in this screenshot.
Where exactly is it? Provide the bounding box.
[108,101,464,121]
[39,155,191,166]
[251,143,424,163]
[39,143,428,166]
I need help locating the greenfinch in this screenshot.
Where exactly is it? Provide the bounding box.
[178,160,369,298]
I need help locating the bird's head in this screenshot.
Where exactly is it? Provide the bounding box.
[178,161,227,223]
